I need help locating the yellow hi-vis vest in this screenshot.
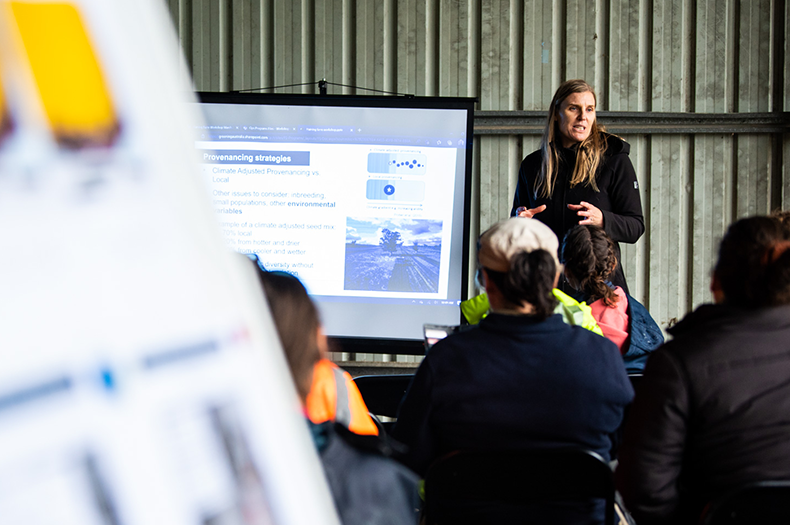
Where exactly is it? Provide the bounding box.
[460,290,604,337]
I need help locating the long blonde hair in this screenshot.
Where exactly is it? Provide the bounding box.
[535,79,608,198]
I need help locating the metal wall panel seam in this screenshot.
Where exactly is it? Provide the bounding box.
[260,0,273,91]
[685,132,696,315]
[633,134,649,303]
[210,0,221,90]
[314,0,328,90]
[783,135,790,207]
[786,0,790,111]
[738,0,771,113]
[772,133,784,211]
[510,0,523,110]
[194,0,206,89]
[552,0,565,87]
[564,0,597,84]
[384,0,396,93]
[479,1,498,109]
[426,0,439,96]
[507,135,521,219]
[638,0,651,111]
[438,0,462,96]
[594,0,608,108]
[468,0,481,101]
[642,134,652,307]
[395,0,414,95]
[684,0,695,112]
[602,0,643,111]
[219,0,231,91]
[468,135,482,299]
[771,0,787,112]
[302,0,315,93]
[342,0,355,92]
[230,0,248,89]
[251,1,263,90]
[179,0,193,78]
[479,137,493,231]
[694,0,730,113]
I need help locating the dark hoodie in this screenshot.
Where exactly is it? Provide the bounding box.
[511,133,644,293]
[615,303,790,524]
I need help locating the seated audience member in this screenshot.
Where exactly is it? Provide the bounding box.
[561,224,663,372]
[460,275,604,335]
[258,270,420,525]
[392,218,634,523]
[250,252,378,435]
[615,216,790,524]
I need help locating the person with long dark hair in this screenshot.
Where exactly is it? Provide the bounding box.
[512,79,644,293]
[392,218,633,524]
[257,271,420,525]
[561,224,663,372]
[615,216,790,524]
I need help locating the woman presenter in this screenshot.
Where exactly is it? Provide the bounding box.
[511,79,644,292]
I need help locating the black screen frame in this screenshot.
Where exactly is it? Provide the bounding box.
[196,91,475,355]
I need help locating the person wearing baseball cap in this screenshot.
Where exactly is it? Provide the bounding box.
[392,217,634,524]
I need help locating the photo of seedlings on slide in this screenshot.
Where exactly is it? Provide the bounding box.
[344,218,443,293]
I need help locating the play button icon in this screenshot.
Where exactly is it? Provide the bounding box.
[384,184,395,195]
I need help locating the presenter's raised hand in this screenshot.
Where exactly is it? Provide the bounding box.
[516,205,546,218]
[568,201,603,227]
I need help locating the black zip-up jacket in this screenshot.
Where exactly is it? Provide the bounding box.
[615,303,790,524]
[511,134,644,292]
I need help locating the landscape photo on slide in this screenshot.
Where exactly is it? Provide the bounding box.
[344,218,443,293]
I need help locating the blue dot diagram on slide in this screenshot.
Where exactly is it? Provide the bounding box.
[366,152,427,201]
[367,152,427,175]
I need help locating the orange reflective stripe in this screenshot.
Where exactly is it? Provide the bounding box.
[342,371,379,436]
[305,359,378,435]
[305,359,337,425]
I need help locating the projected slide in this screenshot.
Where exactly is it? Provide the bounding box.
[200,140,454,299]
[196,97,472,340]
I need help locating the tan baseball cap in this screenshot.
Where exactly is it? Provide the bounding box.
[478,217,560,273]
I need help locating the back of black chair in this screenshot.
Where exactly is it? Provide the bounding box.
[424,449,615,525]
[352,374,414,419]
[699,481,790,525]
[627,373,643,392]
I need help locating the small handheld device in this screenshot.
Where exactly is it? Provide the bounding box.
[423,323,460,351]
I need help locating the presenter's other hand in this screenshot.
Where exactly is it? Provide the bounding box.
[516,205,546,218]
[568,201,603,227]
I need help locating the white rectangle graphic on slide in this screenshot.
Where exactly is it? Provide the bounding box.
[366,179,425,201]
[367,153,427,175]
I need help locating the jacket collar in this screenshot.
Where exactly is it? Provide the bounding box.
[668,303,790,338]
[480,312,565,333]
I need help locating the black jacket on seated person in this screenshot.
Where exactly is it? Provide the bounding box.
[392,312,633,477]
[615,303,790,525]
[312,421,420,525]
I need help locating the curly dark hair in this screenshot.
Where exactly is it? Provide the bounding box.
[561,225,619,307]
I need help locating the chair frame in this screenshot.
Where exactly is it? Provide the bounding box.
[352,374,414,419]
[423,448,615,525]
[699,480,790,525]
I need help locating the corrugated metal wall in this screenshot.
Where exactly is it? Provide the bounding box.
[166,0,790,345]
